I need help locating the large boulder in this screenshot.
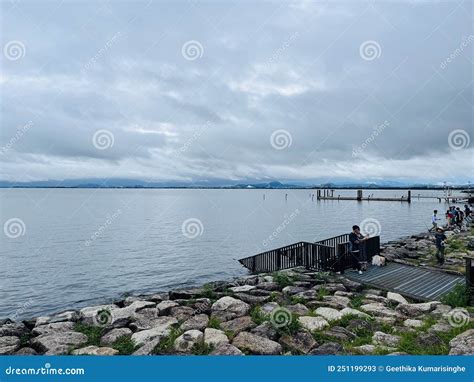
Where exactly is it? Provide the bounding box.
[169,306,195,322]
[130,316,178,347]
[210,343,243,355]
[315,307,342,322]
[387,292,408,305]
[321,295,350,309]
[360,303,402,319]
[180,314,209,332]
[250,322,278,340]
[31,331,88,355]
[0,322,29,337]
[156,301,179,315]
[310,342,344,355]
[32,322,75,336]
[169,288,206,300]
[323,326,356,342]
[298,316,329,331]
[72,346,119,355]
[220,316,256,335]
[232,332,282,355]
[279,330,317,354]
[372,331,401,347]
[0,336,20,355]
[229,285,256,293]
[173,330,204,353]
[129,308,162,331]
[286,304,310,316]
[35,311,79,326]
[211,297,250,322]
[100,328,132,346]
[396,302,439,317]
[449,329,474,355]
[340,308,370,319]
[204,328,229,347]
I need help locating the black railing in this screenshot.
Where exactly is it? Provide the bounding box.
[238,235,380,273]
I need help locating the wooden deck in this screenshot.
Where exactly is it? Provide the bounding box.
[343,262,465,301]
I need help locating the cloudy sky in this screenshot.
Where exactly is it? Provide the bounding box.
[1,0,472,184]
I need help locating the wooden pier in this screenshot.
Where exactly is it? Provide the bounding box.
[316,189,411,203]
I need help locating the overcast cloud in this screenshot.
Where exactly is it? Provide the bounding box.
[0,0,472,184]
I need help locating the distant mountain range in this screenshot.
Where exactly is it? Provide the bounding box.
[0,178,471,190]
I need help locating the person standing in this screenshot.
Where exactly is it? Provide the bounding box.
[429,210,440,232]
[434,227,447,266]
[349,225,369,274]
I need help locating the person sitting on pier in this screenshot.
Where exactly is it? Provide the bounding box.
[464,205,472,222]
[349,225,369,275]
[434,227,447,266]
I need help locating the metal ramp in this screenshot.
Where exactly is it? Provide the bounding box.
[343,262,465,301]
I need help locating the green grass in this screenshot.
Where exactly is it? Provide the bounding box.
[269,292,280,302]
[445,238,467,253]
[316,287,329,300]
[275,313,301,335]
[272,272,294,288]
[19,333,32,347]
[201,284,217,300]
[441,284,470,307]
[111,335,136,355]
[290,296,307,305]
[73,323,104,346]
[250,306,268,325]
[152,327,183,354]
[207,316,222,329]
[349,295,364,309]
[191,341,214,355]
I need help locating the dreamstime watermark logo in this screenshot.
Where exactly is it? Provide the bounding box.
[352,120,390,158]
[84,209,122,247]
[9,297,34,322]
[270,129,292,150]
[181,218,204,239]
[3,218,26,239]
[181,40,204,61]
[270,307,293,328]
[3,40,26,61]
[359,40,381,61]
[268,31,300,63]
[83,32,122,72]
[0,120,34,155]
[263,209,300,247]
[176,121,211,156]
[92,129,115,150]
[440,35,474,70]
[448,129,470,150]
[360,218,381,236]
[446,307,470,328]
[93,309,115,327]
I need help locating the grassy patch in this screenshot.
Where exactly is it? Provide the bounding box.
[441,284,470,307]
[152,327,183,354]
[19,333,32,347]
[272,272,294,289]
[207,316,221,329]
[446,238,467,253]
[269,292,280,302]
[73,323,104,346]
[290,296,307,305]
[349,295,364,309]
[275,313,301,335]
[316,287,329,300]
[111,335,136,355]
[191,341,214,355]
[250,306,268,325]
[201,284,217,300]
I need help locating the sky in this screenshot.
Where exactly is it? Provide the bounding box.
[0,0,473,185]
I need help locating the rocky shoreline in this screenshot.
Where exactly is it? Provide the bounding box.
[1,229,473,356]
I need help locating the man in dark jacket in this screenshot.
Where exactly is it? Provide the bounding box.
[349,225,369,274]
[434,227,447,266]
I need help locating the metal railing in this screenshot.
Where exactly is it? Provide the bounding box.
[238,235,380,273]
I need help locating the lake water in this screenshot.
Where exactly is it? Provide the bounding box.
[0,188,449,319]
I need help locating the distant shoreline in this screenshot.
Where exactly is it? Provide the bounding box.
[0,186,470,190]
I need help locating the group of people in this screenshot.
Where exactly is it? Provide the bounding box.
[430,204,472,266]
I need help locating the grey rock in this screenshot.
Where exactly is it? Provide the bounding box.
[339,279,363,292]
[72,346,119,355]
[449,329,474,355]
[315,307,342,322]
[287,303,310,316]
[132,337,162,355]
[233,293,269,305]
[209,343,243,355]
[190,298,212,315]
[129,308,161,331]
[169,288,205,300]
[232,332,282,355]
[261,302,279,314]
[417,332,443,348]
[346,319,373,333]
[15,347,37,355]
[256,282,280,291]
[180,314,209,332]
[321,295,350,309]
[32,321,75,336]
[313,283,346,293]
[131,316,178,347]
[310,342,344,355]
[0,336,21,355]
[340,308,370,319]
[360,303,402,319]
[229,285,256,293]
[282,286,307,295]
[280,330,317,354]
[35,311,79,326]
[174,330,204,353]
[298,316,330,331]
[204,328,229,347]
[31,331,88,355]
[0,322,29,337]
[220,316,256,335]
[323,326,356,341]
[100,328,132,346]
[403,319,424,328]
[396,302,439,317]
[250,321,278,340]
[157,300,179,315]
[387,292,408,305]
[169,306,195,322]
[372,331,401,347]
[211,297,250,322]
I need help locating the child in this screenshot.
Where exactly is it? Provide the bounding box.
[430,210,440,232]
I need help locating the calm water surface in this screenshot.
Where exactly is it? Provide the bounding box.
[0,188,450,319]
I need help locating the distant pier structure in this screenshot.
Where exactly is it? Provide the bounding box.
[317,189,411,203]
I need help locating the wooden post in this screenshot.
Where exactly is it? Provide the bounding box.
[407,190,411,203]
[357,189,362,201]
